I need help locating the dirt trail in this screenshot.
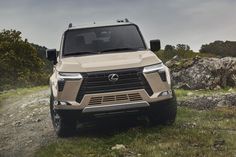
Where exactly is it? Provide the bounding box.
[0,89,56,157]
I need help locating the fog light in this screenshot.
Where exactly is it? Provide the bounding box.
[160,91,169,96]
[59,101,70,105]
[159,91,172,97]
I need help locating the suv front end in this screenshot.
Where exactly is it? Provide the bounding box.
[46,21,177,137]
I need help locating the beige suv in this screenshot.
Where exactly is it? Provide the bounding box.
[46,20,177,137]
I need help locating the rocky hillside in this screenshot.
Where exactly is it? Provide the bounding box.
[166,57,236,90]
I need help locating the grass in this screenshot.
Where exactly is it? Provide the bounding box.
[175,87,236,100]
[35,106,236,157]
[0,86,48,105]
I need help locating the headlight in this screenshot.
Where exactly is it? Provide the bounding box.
[58,72,83,80]
[143,63,164,73]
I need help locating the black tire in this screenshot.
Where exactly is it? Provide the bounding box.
[50,94,77,137]
[148,90,177,125]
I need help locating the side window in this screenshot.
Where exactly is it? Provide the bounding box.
[60,35,64,53]
[58,34,64,60]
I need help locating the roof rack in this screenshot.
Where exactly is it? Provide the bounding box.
[116,18,130,23]
[67,19,132,30]
[68,23,73,28]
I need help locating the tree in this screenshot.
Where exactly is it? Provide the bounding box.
[31,43,52,73]
[200,40,236,57]
[176,44,190,52]
[164,45,175,52]
[162,44,177,61]
[0,29,48,90]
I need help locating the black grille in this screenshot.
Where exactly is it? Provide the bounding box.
[76,68,153,102]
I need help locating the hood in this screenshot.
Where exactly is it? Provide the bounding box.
[56,50,162,72]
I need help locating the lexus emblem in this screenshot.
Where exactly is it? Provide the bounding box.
[108,74,119,82]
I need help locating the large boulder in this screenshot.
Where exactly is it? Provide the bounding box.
[166,57,236,90]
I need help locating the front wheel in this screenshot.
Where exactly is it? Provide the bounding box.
[50,94,77,137]
[148,91,177,125]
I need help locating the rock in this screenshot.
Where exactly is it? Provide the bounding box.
[36,119,41,122]
[175,83,191,90]
[182,122,197,129]
[111,144,126,150]
[213,139,225,150]
[13,121,22,127]
[178,93,236,109]
[25,140,33,146]
[168,57,236,90]
[216,100,232,107]
[207,97,213,100]
[214,85,221,90]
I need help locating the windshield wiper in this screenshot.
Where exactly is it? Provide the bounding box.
[64,51,99,56]
[100,47,141,53]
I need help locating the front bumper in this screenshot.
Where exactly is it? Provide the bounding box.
[54,89,173,111]
[54,97,174,120]
[82,101,149,113]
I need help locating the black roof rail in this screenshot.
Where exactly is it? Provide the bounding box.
[117,18,130,23]
[68,23,73,28]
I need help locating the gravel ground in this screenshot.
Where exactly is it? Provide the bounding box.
[0,89,56,157]
[178,93,236,110]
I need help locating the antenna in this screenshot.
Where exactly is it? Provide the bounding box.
[125,18,129,22]
[68,23,72,28]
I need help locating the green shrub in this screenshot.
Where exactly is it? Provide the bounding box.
[0,29,50,90]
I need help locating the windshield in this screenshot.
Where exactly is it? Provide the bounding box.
[63,25,146,56]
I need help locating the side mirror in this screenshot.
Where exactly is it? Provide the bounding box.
[46,49,57,65]
[150,39,161,52]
